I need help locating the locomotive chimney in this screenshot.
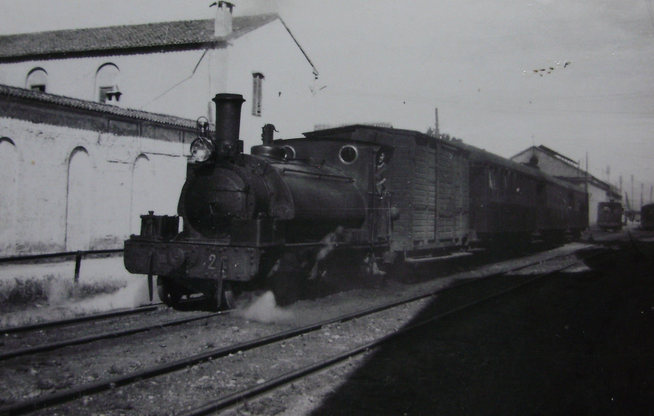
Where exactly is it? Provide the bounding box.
[213,93,245,157]
[214,1,234,37]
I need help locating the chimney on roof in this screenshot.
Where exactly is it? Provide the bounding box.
[214,1,234,37]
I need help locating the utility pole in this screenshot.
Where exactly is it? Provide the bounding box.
[585,152,589,227]
[631,176,634,207]
[434,108,440,138]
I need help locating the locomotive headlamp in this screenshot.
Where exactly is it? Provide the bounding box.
[189,137,214,163]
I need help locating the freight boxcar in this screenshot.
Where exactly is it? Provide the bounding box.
[640,203,654,230]
[297,125,471,261]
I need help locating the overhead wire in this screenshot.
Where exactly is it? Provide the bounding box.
[137,48,210,110]
[323,88,654,117]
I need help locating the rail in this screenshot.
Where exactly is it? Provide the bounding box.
[0,248,605,416]
[0,249,123,283]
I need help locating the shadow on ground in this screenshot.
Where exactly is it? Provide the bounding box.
[310,241,654,416]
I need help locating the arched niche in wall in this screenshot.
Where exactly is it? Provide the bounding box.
[130,154,155,234]
[95,63,121,104]
[0,138,18,254]
[25,68,48,92]
[66,147,93,251]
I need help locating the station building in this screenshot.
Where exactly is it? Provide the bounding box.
[0,4,318,257]
[0,3,318,154]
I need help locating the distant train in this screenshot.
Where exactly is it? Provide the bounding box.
[597,201,624,231]
[124,93,588,310]
[641,203,654,230]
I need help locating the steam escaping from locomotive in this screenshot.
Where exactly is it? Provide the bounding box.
[234,291,295,324]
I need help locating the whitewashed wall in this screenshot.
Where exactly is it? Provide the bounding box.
[0,116,187,256]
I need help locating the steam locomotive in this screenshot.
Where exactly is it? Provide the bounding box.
[124,93,588,310]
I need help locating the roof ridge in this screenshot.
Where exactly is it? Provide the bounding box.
[0,13,280,61]
[0,18,212,38]
[0,13,279,38]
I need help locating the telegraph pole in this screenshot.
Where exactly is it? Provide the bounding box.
[585,153,589,229]
[631,175,634,210]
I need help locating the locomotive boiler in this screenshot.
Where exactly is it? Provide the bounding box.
[124,94,392,309]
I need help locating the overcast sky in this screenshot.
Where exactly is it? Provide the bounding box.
[1,0,653,203]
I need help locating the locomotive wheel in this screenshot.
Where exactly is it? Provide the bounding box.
[209,281,239,311]
[157,276,181,308]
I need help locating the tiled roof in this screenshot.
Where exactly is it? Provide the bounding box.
[0,14,279,61]
[0,83,198,129]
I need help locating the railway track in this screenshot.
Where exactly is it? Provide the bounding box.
[181,247,610,416]
[0,310,229,361]
[0,304,161,335]
[0,244,606,416]
[0,242,563,363]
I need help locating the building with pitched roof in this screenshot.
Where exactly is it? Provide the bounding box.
[511,145,621,225]
[0,2,318,152]
[0,3,319,256]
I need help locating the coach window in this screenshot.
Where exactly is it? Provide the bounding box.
[96,63,121,104]
[252,72,264,116]
[26,68,48,92]
[502,169,509,196]
[488,168,495,191]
